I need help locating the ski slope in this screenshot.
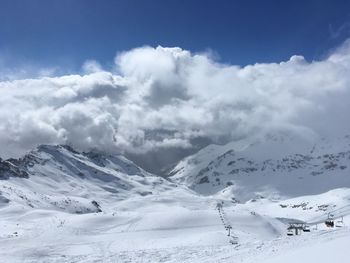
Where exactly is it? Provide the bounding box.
[0,192,349,263]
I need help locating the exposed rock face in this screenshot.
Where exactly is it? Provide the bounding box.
[0,159,29,179]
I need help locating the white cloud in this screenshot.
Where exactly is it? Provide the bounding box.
[1,42,350,159]
[82,60,103,74]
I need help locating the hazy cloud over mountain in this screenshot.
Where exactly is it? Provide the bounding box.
[1,40,350,159]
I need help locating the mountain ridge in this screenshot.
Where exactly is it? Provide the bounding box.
[169,134,350,201]
[0,144,180,214]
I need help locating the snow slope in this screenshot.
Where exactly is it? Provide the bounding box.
[1,188,350,262]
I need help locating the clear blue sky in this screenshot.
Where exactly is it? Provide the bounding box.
[1,0,350,71]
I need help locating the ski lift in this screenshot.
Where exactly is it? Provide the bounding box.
[325,213,335,227]
[287,228,294,236]
[226,225,232,236]
[287,225,295,236]
[302,225,311,232]
[325,220,334,227]
[336,216,344,227]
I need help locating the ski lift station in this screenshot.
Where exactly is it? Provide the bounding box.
[287,223,310,236]
[286,211,345,236]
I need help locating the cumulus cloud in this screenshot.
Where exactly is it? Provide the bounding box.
[1,41,350,159]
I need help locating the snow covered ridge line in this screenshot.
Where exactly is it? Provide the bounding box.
[0,144,179,214]
[0,144,150,180]
[169,134,350,200]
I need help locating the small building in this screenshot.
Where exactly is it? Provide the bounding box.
[287,223,309,236]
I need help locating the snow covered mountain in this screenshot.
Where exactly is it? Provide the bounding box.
[1,141,350,262]
[0,144,179,214]
[169,133,350,201]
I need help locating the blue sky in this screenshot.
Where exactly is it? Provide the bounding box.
[1,0,350,72]
[2,0,350,165]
